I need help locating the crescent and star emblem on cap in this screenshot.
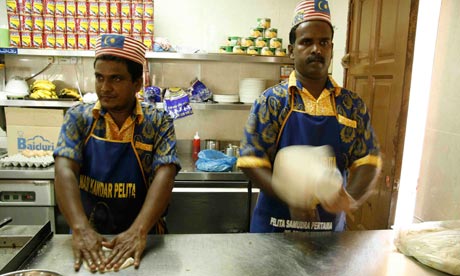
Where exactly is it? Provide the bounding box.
[103,35,117,46]
[318,0,329,11]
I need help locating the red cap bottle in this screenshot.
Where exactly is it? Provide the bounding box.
[192,131,200,161]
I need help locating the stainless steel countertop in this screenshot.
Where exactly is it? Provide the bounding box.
[0,155,248,182]
[22,230,447,276]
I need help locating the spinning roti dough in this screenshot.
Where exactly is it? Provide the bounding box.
[272,145,343,210]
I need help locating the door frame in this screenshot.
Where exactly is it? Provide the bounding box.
[344,0,419,228]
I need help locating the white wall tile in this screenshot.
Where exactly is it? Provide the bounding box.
[416,0,460,221]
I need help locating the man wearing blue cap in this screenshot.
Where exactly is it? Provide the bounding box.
[237,0,381,233]
[54,34,180,272]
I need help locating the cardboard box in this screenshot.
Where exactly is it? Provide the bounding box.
[5,107,64,155]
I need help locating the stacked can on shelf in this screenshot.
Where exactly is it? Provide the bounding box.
[6,0,155,50]
[218,18,286,57]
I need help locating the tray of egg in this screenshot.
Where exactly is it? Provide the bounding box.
[0,150,54,168]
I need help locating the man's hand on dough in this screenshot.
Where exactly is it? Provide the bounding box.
[102,228,147,271]
[71,227,106,272]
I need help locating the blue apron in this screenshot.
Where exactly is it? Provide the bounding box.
[79,118,163,234]
[251,88,347,233]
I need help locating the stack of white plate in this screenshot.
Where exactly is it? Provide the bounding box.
[239,78,266,103]
[213,94,239,103]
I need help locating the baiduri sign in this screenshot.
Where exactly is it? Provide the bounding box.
[5,107,64,155]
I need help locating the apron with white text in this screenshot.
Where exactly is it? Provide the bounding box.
[250,90,347,233]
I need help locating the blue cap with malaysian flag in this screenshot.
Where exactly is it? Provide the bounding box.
[292,0,332,27]
[95,34,147,66]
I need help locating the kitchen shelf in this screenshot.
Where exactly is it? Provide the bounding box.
[0,99,253,110]
[13,49,293,64]
[0,99,78,108]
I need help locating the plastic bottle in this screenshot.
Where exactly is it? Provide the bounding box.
[192,131,200,161]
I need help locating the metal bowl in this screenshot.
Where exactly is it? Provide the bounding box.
[0,269,63,276]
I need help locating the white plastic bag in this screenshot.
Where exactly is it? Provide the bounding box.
[394,220,460,275]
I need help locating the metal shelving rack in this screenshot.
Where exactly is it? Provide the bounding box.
[0,99,253,110]
[1,48,292,110]
[15,49,294,64]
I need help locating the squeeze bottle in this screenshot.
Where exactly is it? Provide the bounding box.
[192,132,200,161]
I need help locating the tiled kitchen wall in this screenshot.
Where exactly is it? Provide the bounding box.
[3,55,285,141]
[414,0,460,221]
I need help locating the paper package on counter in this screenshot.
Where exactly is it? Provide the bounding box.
[394,220,460,275]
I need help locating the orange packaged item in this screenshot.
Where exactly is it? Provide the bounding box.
[99,18,109,34]
[32,15,44,31]
[120,2,131,18]
[66,33,76,49]
[110,18,122,34]
[99,1,109,17]
[44,0,55,15]
[121,19,132,35]
[6,0,18,13]
[143,19,154,35]
[76,1,88,17]
[76,17,89,33]
[109,1,120,17]
[22,0,33,14]
[9,31,21,47]
[8,14,20,30]
[21,31,32,48]
[142,35,153,51]
[32,0,43,14]
[143,2,154,19]
[65,1,76,16]
[21,15,33,31]
[88,33,98,49]
[66,16,76,33]
[55,16,65,32]
[88,1,98,17]
[54,1,65,16]
[43,32,55,48]
[88,17,99,33]
[31,31,43,48]
[76,34,88,50]
[43,15,54,32]
[55,33,65,49]
[132,2,143,19]
[132,19,142,34]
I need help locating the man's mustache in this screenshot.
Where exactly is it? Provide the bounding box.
[306,55,325,63]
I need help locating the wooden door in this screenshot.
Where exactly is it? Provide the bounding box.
[345,0,418,229]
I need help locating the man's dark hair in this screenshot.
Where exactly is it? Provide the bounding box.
[94,55,143,82]
[289,22,335,44]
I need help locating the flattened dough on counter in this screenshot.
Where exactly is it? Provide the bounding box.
[83,246,135,272]
[395,220,460,275]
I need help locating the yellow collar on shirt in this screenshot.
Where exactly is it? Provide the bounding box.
[287,71,341,116]
[92,99,144,124]
[287,71,341,97]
